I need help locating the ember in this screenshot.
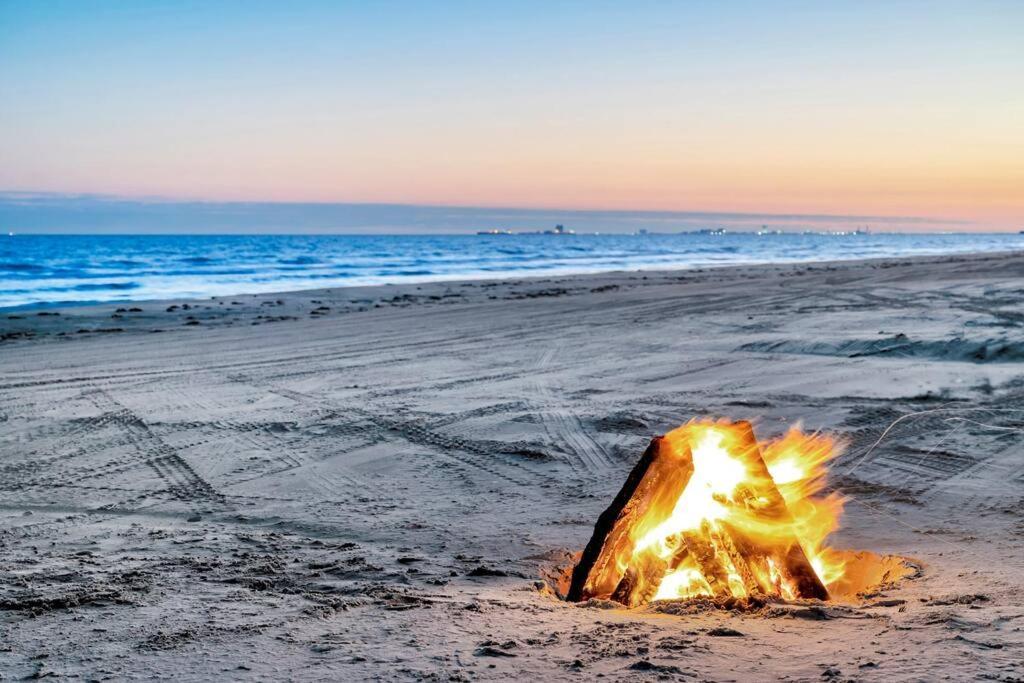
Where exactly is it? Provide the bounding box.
[569,419,904,607]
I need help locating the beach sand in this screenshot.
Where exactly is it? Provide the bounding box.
[2,251,1023,681]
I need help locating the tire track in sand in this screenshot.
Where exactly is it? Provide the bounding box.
[531,346,615,478]
[265,386,543,488]
[82,390,229,512]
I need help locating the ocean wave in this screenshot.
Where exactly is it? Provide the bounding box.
[3,233,1023,309]
[1,262,46,272]
[375,268,434,276]
[159,268,264,277]
[278,256,321,265]
[70,282,141,292]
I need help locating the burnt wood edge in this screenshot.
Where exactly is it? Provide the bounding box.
[734,420,829,600]
[785,543,830,600]
[567,436,663,602]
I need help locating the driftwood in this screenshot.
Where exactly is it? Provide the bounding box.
[567,436,694,602]
[568,421,829,605]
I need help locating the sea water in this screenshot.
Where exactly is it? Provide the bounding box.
[2,232,1022,309]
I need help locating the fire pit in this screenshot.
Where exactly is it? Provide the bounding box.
[568,419,910,607]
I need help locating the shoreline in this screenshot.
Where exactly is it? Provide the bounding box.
[3,249,1022,345]
[4,245,1019,317]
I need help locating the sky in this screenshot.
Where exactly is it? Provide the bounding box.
[1,1,1022,233]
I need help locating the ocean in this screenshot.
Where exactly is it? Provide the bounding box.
[2,232,1022,310]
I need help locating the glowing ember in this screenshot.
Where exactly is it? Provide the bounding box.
[568,419,907,607]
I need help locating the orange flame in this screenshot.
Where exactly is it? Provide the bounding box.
[569,418,916,606]
[628,420,847,602]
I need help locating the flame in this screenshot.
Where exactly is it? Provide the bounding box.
[569,418,915,607]
[626,420,848,602]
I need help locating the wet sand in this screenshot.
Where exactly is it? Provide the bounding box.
[2,251,1023,680]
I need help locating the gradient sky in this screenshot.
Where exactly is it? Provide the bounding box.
[1,1,1022,231]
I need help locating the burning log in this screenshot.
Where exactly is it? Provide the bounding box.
[567,436,693,603]
[569,420,834,606]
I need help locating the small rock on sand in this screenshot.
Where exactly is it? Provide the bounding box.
[707,627,744,637]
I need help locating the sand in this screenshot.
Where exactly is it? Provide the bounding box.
[2,250,1023,681]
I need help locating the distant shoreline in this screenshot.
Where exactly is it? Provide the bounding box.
[5,230,1017,237]
[1,191,988,234]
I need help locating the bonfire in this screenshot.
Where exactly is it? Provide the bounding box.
[569,419,906,607]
